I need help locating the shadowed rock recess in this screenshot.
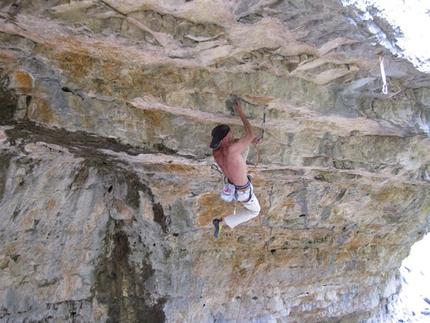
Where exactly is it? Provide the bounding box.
[0,0,429,322]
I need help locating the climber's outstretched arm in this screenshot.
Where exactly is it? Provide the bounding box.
[228,100,256,155]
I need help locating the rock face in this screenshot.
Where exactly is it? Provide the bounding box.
[1,0,430,322]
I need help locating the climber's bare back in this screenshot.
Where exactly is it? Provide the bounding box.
[212,139,249,188]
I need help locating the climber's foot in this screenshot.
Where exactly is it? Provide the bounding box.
[213,219,223,238]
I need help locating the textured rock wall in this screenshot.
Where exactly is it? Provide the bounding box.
[1,0,430,322]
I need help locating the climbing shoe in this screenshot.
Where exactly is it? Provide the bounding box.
[213,219,223,238]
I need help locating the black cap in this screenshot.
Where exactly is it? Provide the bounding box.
[210,124,230,149]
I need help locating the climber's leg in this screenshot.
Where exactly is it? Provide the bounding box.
[224,187,260,229]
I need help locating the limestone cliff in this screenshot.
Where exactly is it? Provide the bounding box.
[1,0,430,322]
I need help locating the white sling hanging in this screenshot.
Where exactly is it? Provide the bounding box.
[379,54,388,94]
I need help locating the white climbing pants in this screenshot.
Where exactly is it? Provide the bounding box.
[224,185,261,229]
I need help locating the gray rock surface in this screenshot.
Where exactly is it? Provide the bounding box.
[0,0,430,322]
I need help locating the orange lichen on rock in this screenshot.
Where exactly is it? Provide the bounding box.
[27,97,54,124]
[12,69,34,92]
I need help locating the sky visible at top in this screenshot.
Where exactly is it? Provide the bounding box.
[341,0,430,73]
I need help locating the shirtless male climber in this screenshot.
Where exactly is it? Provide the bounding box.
[209,100,261,238]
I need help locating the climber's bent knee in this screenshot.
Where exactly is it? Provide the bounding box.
[242,192,261,218]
